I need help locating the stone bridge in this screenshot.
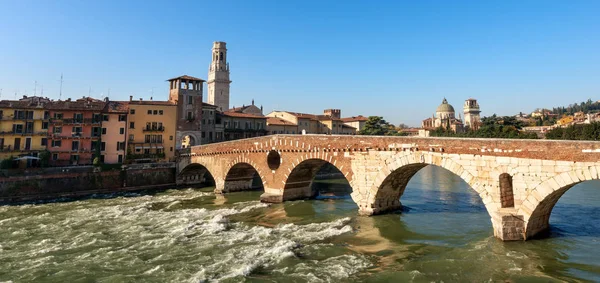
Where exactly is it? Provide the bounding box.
[176,135,600,241]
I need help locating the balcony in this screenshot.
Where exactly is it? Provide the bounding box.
[0,145,41,152]
[0,131,48,136]
[50,118,102,124]
[126,152,166,160]
[143,126,165,132]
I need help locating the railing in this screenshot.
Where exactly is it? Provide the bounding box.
[143,140,163,144]
[126,153,166,160]
[0,131,48,136]
[50,118,102,124]
[0,146,43,152]
[143,126,165,132]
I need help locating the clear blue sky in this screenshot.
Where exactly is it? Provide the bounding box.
[1,0,599,126]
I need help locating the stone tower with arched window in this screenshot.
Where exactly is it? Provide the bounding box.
[207,41,231,112]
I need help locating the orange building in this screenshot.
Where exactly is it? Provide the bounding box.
[101,101,129,164]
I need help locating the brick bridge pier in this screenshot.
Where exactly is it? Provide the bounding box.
[176,135,600,241]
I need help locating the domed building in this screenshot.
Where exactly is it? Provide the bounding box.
[422,98,465,132]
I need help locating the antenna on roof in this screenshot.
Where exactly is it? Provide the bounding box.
[88,87,92,97]
[58,73,64,100]
[34,81,37,96]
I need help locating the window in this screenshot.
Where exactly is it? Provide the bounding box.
[54,113,63,119]
[187,112,193,120]
[118,115,126,122]
[116,142,125,151]
[153,110,158,115]
[44,111,49,119]
[148,110,152,115]
[129,134,134,141]
[130,122,135,129]
[130,109,135,114]
[100,142,106,151]
[100,155,105,163]
[103,114,109,121]
[170,147,173,152]
[12,124,24,134]
[41,138,47,146]
[202,119,206,125]
[202,131,206,138]
[52,153,58,161]
[73,113,83,122]
[102,128,107,135]
[119,128,124,135]
[187,96,193,104]
[169,136,173,140]
[41,122,48,130]
[92,127,101,137]
[52,140,61,147]
[73,126,82,134]
[118,155,123,163]
[72,141,79,151]
[159,110,163,115]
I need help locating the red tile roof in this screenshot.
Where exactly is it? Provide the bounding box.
[103,101,129,113]
[341,115,368,122]
[222,111,266,119]
[267,117,297,126]
[167,75,205,82]
[128,100,176,106]
[47,97,106,111]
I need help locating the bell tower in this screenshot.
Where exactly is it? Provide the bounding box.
[463,98,481,130]
[207,41,231,112]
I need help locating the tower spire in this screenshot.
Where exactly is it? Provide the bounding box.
[207,41,231,111]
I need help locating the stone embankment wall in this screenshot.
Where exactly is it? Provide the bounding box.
[0,163,177,203]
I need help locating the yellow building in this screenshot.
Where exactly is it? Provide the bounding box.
[125,97,177,163]
[0,96,50,166]
[557,115,574,126]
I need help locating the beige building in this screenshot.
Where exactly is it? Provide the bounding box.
[267,117,298,134]
[167,75,205,148]
[341,115,368,132]
[221,111,267,140]
[266,109,357,135]
[101,101,128,164]
[422,98,465,132]
[126,97,177,163]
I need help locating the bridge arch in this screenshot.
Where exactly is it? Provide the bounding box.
[222,161,266,193]
[282,158,352,201]
[520,168,599,239]
[362,152,491,216]
[178,162,216,187]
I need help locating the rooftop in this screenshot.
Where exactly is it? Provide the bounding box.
[167,75,205,82]
[341,115,368,122]
[103,101,129,113]
[222,111,266,119]
[267,117,297,126]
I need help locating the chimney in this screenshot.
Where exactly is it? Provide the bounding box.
[139,98,143,101]
[129,95,133,102]
[150,97,153,101]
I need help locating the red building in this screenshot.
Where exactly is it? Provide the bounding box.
[47,97,106,166]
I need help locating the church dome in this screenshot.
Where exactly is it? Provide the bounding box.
[436,98,455,113]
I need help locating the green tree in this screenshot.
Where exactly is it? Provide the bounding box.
[359,116,392,136]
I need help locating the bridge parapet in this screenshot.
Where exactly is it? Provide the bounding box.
[177,135,600,241]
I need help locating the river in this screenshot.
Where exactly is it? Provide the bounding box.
[1,165,599,282]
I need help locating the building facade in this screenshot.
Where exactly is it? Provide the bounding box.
[463,98,481,130]
[266,109,357,135]
[341,115,368,132]
[126,97,177,163]
[168,75,205,149]
[47,97,105,166]
[422,98,465,132]
[0,96,50,166]
[207,41,231,112]
[101,101,128,164]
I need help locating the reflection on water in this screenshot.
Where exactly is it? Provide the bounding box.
[0,166,599,282]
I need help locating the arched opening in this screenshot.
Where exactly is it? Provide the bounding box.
[283,159,352,202]
[178,163,215,188]
[372,164,490,239]
[223,163,264,193]
[524,180,600,279]
[526,179,600,239]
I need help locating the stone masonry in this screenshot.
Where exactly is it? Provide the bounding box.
[176,135,600,241]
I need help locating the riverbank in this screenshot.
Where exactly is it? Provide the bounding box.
[0,163,179,204]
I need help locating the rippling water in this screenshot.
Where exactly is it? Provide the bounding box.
[1,166,599,282]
